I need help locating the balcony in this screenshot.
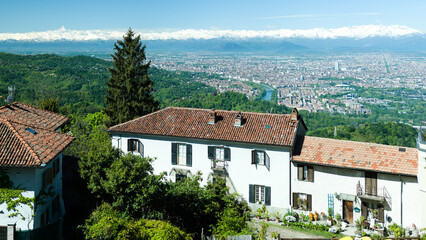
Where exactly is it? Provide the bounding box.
[356,181,392,208]
[211,159,228,172]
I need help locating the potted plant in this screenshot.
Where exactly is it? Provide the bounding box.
[273,211,281,222]
[309,212,314,221]
[265,210,270,221]
[256,208,263,219]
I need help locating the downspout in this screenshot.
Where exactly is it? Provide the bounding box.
[400,175,403,226]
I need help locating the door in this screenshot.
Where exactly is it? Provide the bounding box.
[365,172,377,195]
[343,200,354,224]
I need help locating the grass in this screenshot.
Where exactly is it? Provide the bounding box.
[283,224,345,239]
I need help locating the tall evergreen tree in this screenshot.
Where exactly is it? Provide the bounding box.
[105,28,158,126]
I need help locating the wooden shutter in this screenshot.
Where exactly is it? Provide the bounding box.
[265,153,270,171]
[127,139,132,151]
[55,159,60,175]
[249,184,255,203]
[308,166,314,182]
[307,194,312,211]
[361,202,368,218]
[292,192,298,208]
[265,186,271,206]
[138,141,143,156]
[47,168,53,185]
[208,146,215,159]
[171,143,177,165]
[42,171,46,189]
[251,150,256,164]
[224,148,230,161]
[378,205,384,222]
[298,166,303,180]
[186,144,192,167]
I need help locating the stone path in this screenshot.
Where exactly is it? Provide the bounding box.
[248,220,327,240]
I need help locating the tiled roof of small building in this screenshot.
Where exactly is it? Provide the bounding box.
[0,102,68,131]
[292,136,418,176]
[0,102,73,167]
[109,107,304,147]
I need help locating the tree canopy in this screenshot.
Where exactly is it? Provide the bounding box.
[104,29,158,126]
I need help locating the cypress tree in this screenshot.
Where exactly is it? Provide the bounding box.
[105,28,158,126]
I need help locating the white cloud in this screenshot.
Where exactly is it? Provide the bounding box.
[0,25,421,42]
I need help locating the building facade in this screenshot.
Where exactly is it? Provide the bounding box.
[0,102,73,231]
[109,107,424,228]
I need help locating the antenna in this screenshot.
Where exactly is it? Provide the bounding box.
[5,86,15,104]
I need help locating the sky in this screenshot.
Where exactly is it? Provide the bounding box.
[0,0,425,38]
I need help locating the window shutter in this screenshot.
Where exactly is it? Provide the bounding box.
[42,171,46,189]
[251,150,256,164]
[307,194,312,211]
[298,166,303,180]
[292,192,297,208]
[249,184,255,203]
[265,186,271,206]
[378,206,384,222]
[171,143,177,165]
[224,148,230,161]
[208,146,215,159]
[138,141,144,156]
[47,168,53,185]
[308,166,314,182]
[55,159,60,175]
[265,153,270,171]
[127,139,132,151]
[186,144,192,167]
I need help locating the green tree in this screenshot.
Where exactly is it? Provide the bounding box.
[104,28,158,126]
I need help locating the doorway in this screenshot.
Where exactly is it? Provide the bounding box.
[343,200,354,224]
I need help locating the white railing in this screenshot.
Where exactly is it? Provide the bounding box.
[211,160,228,171]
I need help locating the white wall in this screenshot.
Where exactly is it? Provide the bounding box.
[418,136,426,228]
[0,153,64,230]
[111,134,292,212]
[291,163,420,228]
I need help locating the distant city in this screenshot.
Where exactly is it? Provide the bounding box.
[152,53,426,115]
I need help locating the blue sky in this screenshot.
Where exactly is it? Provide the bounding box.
[1,0,425,33]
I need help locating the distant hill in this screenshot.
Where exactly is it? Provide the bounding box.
[1,34,426,56]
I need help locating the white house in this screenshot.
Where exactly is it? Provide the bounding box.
[108,107,425,228]
[109,107,306,211]
[0,102,73,232]
[292,136,421,228]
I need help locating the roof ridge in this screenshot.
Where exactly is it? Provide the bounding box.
[164,106,293,117]
[11,102,68,119]
[305,136,417,150]
[5,119,42,165]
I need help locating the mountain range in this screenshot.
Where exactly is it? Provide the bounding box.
[0,25,425,55]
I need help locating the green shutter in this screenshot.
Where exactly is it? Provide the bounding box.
[171,143,177,165]
[208,146,215,159]
[265,186,271,206]
[265,152,270,171]
[186,144,192,167]
[251,150,256,164]
[249,184,255,203]
[224,148,230,161]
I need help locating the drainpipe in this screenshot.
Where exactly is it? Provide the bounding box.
[400,175,403,226]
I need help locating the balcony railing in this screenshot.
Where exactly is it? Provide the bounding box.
[356,181,392,208]
[211,160,228,172]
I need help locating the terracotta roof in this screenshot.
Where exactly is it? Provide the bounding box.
[0,119,74,167]
[292,136,418,176]
[109,107,303,147]
[0,102,68,131]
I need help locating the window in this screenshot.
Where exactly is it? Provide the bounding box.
[42,167,54,189]
[292,192,312,211]
[251,150,270,170]
[297,165,314,182]
[52,159,59,177]
[255,185,265,203]
[128,139,143,156]
[175,174,187,182]
[208,146,230,161]
[171,143,192,167]
[249,184,271,205]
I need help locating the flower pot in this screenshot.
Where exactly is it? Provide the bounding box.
[309,212,314,221]
[314,212,318,221]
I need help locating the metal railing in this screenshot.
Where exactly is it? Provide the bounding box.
[211,159,228,171]
[356,181,392,207]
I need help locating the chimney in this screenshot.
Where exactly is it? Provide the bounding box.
[234,112,243,127]
[291,108,299,122]
[208,109,216,125]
